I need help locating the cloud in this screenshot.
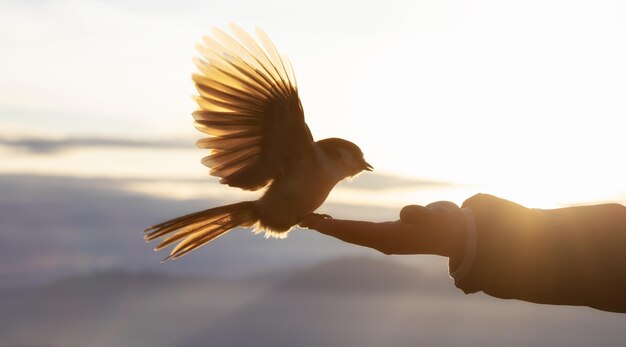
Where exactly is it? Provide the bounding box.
[339,172,450,190]
[2,258,624,347]
[0,133,456,192]
[0,173,410,289]
[0,136,191,153]
[2,173,624,347]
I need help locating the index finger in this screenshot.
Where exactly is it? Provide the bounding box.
[303,218,414,254]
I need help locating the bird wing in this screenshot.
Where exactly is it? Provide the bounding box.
[192,24,314,191]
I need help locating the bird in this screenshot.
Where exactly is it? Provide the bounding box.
[144,24,372,260]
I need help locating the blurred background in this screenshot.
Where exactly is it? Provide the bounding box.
[1,0,625,346]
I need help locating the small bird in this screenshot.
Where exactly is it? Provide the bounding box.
[145,24,372,260]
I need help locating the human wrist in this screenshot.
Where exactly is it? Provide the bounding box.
[424,201,466,258]
[449,208,477,282]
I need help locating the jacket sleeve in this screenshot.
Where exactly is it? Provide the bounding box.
[454,193,626,313]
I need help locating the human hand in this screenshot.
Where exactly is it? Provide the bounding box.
[299,201,466,258]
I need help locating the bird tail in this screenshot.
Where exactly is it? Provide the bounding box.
[144,201,258,261]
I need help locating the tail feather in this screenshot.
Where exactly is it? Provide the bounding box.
[155,214,231,251]
[144,201,258,261]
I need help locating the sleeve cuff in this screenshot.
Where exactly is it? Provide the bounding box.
[449,207,477,284]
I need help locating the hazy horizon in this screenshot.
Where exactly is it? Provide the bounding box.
[2,0,626,346]
[3,0,626,208]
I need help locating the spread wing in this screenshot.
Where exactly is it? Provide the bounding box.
[192,24,314,191]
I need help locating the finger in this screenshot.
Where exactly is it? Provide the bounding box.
[308,218,381,239]
[309,218,383,242]
[310,219,418,254]
[400,205,444,231]
[298,213,333,229]
[400,202,466,257]
[400,203,458,232]
[298,214,322,228]
[399,205,430,224]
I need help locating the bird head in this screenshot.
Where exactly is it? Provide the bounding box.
[316,138,373,178]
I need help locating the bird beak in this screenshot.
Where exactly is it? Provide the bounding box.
[363,161,374,171]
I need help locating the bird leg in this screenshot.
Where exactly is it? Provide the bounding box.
[298,213,333,229]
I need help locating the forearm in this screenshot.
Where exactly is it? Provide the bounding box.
[456,194,626,313]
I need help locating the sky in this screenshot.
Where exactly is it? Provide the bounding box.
[1,2,626,344]
[2,0,626,209]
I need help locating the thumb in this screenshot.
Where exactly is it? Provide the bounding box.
[400,204,445,232]
[399,205,432,224]
[400,201,461,232]
[400,201,465,258]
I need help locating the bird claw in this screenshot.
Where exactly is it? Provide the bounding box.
[298,213,333,228]
[310,213,332,219]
